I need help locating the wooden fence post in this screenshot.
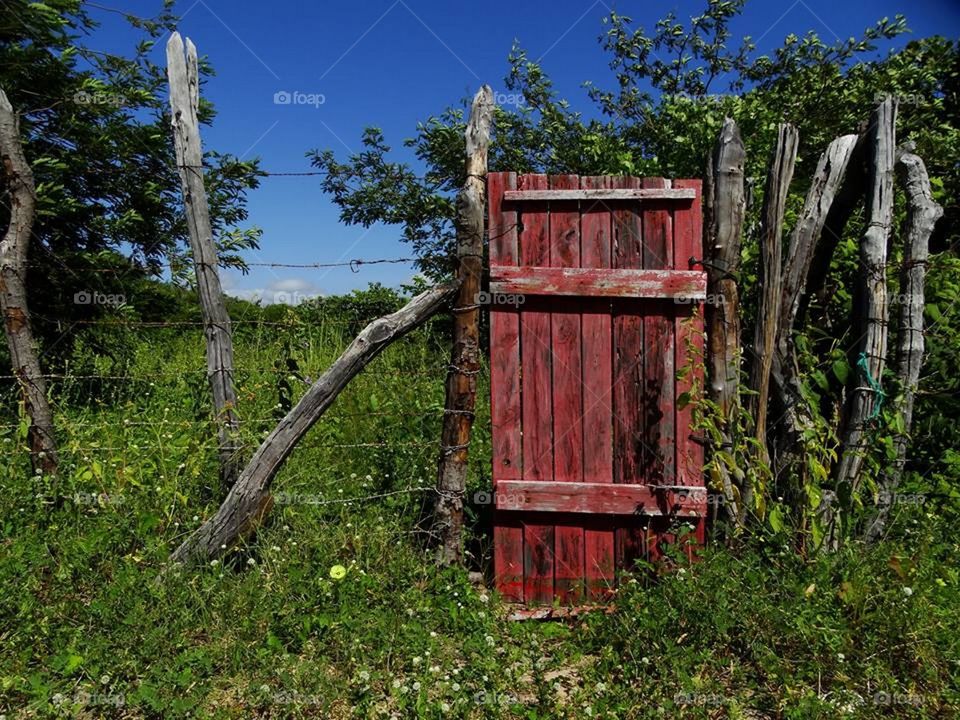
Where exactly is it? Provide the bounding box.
[865,148,942,542]
[169,283,458,565]
[0,88,59,479]
[433,85,493,566]
[703,117,746,526]
[166,33,242,490]
[835,97,898,496]
[749,123,798,473]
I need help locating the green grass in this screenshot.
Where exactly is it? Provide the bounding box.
[1,307,958,718]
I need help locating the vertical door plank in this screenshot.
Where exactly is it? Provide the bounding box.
[489,171,524,601]
[519,173,554,605]
[641,177,675,563]
[673,178,706,559]
[641,177,676,488]
[549,174,584,604]
[612,175,645,576]
[580,175,616,601]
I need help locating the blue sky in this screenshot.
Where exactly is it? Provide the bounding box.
[90,0,960,301]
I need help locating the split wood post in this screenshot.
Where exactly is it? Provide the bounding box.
[0,88,59,479]
[772,134,857,476]
[703,117,746,526]
[169,283,458,564]
[167,33,241,490]
[797,131,868,328]
[865,149,942,542]
[433,85,494,566]
[748,123,798,474]
[835,97,898,496]
[777,134,859,358]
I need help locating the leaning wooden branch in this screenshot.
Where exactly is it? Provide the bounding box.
[865,149,942,542]
[777,134,859,356]
[749,123,798,474]
[169,282,458,565]
[703,117,746,526]
[167,32,242,490]
[433,85,493,566]
[835,97,898,494]
[0,87,59,478]
[797,132,868,328]
[771,134,857,467]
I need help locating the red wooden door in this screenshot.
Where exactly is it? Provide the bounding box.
[488,173,707,608]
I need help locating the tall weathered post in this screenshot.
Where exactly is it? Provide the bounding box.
[0,88,59,479]
[433,85,494,565]
[167,33,242,490]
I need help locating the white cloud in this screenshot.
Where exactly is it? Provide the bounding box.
[227,276,325,305]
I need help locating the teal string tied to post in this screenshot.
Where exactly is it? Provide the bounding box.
[857,351,886,421]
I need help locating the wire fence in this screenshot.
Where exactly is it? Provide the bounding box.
[0,145,493,522]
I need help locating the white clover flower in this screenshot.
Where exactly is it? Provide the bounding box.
[246,557,256,566]
[903,586,914,596]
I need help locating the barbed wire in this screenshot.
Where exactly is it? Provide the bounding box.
[0,407,452,431]
[0,365,457,381]
[27,317,442,329]
[41,439,440,454]
[23,256,418,273]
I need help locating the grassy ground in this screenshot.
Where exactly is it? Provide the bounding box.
[1,305,958,719]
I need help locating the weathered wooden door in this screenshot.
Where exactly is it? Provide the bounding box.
[488,172,707,608]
